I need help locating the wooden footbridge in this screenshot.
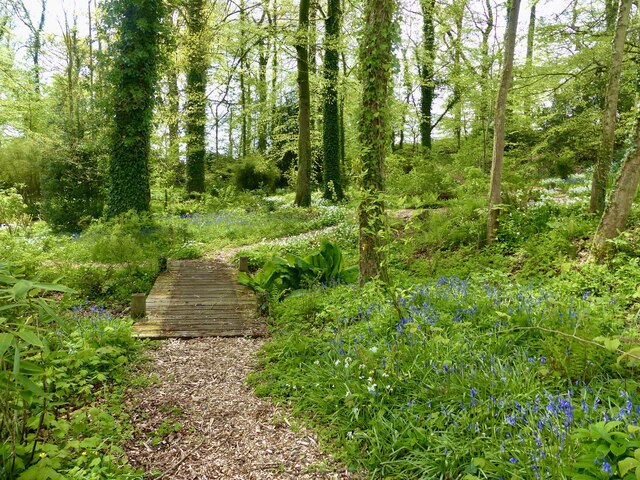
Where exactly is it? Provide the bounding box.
[132,259,264,338]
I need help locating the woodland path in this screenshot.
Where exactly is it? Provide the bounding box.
[123,233,359,479]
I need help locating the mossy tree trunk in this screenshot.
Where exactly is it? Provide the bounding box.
[295,0,312,207]
[358,0,394,280]
[486,0,520,242]
[322,0,343,201]
[107,0,163,216]
[185,0,209,195]
[419,0,435,150]
[589,0,632,213]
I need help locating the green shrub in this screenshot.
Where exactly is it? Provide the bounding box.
[233,155,279,192]
[386,151,457,203]
[0,187,31,235]
[0,137,44,212]
[40,142,105,231]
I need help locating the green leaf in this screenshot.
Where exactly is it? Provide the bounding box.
[611,442,628,456]
[604,338,621,352]
[619,458,640,477]
[18,462,64,480]
[0,332,13,357]
[15,373,46,397]
[10,279,33,300]
[17,329,43,348]
[618,348,640,365]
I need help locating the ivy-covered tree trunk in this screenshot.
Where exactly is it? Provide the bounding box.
[322,0,343,201]
[358,0,394,280]
[257,13,269,155]
[185,0,208,194]
[295,0,312,207]
[589,0,632,213]
[419,0,435,150]
[107,0,163,216]
[486,0,520,242]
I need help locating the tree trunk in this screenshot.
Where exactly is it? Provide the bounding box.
[322,0,343,201]
[240,0,248,158]
[295,0,312,207]
[591,121,640,258]
[358,0,394,281]
[486,0,521,242]
[452,0,466,151]
[591,37,640,258]
[185,0,208,194]
[419,0,435,150]
[269,5,279,147]
[479,0,494,170]
[107,0,163,216]
[605,0,618,32]
[31,0,46,95]
[525,2,535,68]
[167,11,180,173]
[257,24,269,155]
[589,0,632,213]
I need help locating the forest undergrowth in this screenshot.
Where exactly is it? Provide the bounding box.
[1,168,639,479]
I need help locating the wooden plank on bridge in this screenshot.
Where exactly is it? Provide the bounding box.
[132,259,264,339]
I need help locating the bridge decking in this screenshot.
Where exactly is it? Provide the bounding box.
[132,259,264,338]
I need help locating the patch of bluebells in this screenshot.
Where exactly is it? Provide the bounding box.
[307,277,634,477]
[58,300,128,348]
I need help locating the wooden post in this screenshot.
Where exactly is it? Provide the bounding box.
[239,256,249,272]
[158,257,167,272]
[131,293,146,318]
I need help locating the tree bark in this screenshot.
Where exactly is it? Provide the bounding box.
[525,2,535,68]
[589,0,632,213]
[486,0,521,242]
[592,120,640,257]
[322,0,343,201]
[185,0,208,195]
[257,16,269,155]
[451,0,466,151]
[358,0,394,280]
[167,10,180,173]
[419,0,435,150]
[295,0,312,207]
[479,0,494,169]
[592,46,640,258]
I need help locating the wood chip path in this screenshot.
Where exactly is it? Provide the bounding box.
[124,247,360,479]
[123,337,359,479]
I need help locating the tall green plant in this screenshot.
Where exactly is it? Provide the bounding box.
[0,264,73,477]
